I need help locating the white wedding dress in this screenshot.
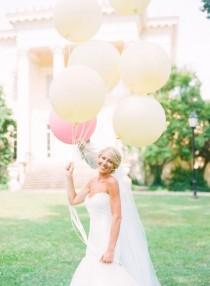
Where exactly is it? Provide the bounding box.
[69,144,161,285]
[70,192,139,286]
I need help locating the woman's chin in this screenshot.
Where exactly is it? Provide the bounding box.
[99,167,110,175]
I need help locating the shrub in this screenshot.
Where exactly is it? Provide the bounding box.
[0,87,16,185]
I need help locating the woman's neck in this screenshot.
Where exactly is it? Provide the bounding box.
[97,172,111,180]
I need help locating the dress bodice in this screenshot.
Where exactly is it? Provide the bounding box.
[84,193,120,263]
[85,192,111,219]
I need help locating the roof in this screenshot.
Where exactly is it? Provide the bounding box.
[0,3,178,41]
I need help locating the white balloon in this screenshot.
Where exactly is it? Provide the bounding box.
[113,95,166,147]
[53,0,102,42]
[121,42,171,95]
[69,41,120,90]
[110,0,151,15]
[50,66,106,123]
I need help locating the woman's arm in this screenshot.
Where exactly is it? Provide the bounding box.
[66,163,89,205]
[100,178,122,264]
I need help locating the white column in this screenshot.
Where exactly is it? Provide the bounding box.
[171,24,178,65]
[16,49,30,164]
[52,47,65,78]
[51,46,72,159]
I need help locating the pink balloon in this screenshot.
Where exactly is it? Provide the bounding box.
[49,112,97,144]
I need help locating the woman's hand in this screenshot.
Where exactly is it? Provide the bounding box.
[100,249,114,264]
[66,162,74,178]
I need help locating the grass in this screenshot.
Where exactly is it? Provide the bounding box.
[0,191,209,286]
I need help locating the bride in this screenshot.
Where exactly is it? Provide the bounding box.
[66,146,161,286]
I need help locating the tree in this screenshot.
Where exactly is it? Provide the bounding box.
[201,0,210,18]
[0,87,16,185]
[142,67,210,191]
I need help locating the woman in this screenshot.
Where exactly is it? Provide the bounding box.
[66,147,161,286]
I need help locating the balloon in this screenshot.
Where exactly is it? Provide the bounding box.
[50,66,106,123]
[113,95,166,147]
[49,112,97,144]
[69,41,120,90]
[121,42,171,95]
[53,0,102,42]
[110,0,151,15]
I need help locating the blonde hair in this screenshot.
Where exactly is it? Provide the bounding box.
[98,147,122,172]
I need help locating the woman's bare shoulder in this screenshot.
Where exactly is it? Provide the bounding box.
[107,175,118,183]
[106,176,119,189]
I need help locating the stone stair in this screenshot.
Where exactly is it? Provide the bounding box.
[23,159,96,190]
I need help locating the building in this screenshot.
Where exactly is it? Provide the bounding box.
[0,0,208,189]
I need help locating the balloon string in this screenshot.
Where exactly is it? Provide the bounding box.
[68,204,88,245]
[77,115,106,151]
[77,121,93,148]
[76,122,86,147]
[73,123,76,147]
[76,122,87,148]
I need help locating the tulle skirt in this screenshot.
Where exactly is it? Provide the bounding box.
[70,255,139,286]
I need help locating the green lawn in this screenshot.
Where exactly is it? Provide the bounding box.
[0,191,209,286]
